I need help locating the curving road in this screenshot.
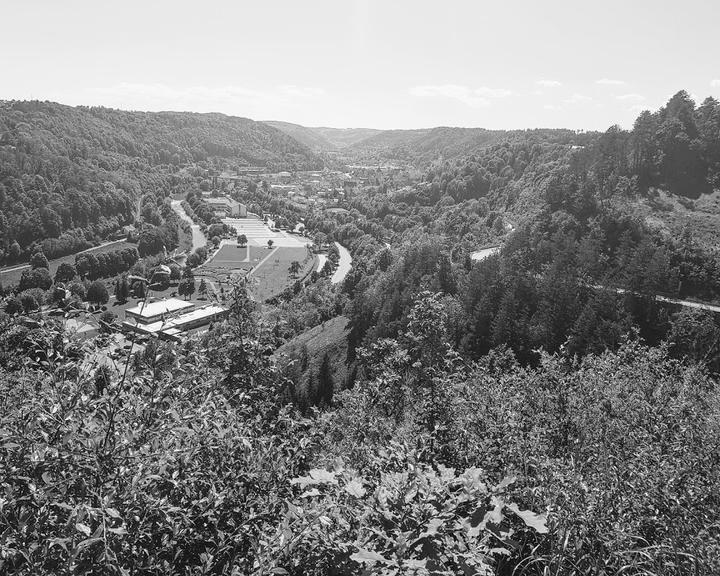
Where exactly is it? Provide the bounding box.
[471,246,500,261]
[316,253,328,273]
[331,242,352,284]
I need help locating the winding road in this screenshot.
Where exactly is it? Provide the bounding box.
[471,246,500,261]
[331,243,352,284]
[0,238,129,280]
[594,284,720,315]
[316,253,328,273]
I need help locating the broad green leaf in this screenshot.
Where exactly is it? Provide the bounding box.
[350,548,391,565]
[299,488,320,498]
[75,522,91,536]
[506,503,548,534]
[344,478,366,498]
[76,537,103,550]
[495,475,516,491]
[290,468,338,487]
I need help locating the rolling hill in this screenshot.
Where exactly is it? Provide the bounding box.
[263,120,337,152]
[310,126,383,148]
[0,101,321,264]
[346,126,591,165]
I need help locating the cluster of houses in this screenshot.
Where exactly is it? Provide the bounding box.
[213,168,356,212]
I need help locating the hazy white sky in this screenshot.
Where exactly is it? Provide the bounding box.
[2,0,719,130]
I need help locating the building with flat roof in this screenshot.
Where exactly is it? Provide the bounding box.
[122,300,229,340]
[206,196,247,218]
[236,166,265,175]
[125,298,194,324]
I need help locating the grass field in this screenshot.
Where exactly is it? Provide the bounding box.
[249,246,316,301]
[199,244,268,277]
[190,215,316,301]
[0,240,135,287]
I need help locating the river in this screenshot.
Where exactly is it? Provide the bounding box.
[171,200,207,253]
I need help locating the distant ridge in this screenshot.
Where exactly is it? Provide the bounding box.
[263,122,382,151]
[263,120,588,165]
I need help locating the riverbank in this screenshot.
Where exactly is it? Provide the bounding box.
[171,200,207,254]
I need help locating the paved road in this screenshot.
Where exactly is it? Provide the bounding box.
[0,238,129,277]
[657,294,720,313]
[471,246,500,261]
[171,200,207,253]
[331,243,352,284]
[592,284,720,314]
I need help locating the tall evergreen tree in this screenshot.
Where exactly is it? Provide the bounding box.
[317,353,334,408]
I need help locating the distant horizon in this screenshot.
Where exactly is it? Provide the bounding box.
[3,1,719,131]
[2,95,692,135]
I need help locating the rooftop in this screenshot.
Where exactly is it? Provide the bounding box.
[206,196,241,207]
[126,298,194,318]
[123,304,228,334]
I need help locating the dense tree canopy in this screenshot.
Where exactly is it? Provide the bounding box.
[0,100,320,265]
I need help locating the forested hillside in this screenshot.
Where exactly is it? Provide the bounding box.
[573,90,720,198]
[263,120,337,152]
[310,126,383,148]
[347,126,595,166]
[306,92,720,373]
[0,101,320,264]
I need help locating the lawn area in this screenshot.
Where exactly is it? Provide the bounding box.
[0,240,136,287]
[249,246,316,301]
[198,244,268,278]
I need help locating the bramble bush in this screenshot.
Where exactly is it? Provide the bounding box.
[1,289,719,574]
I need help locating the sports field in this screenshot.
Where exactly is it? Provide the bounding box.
[196,216,316,301]
[222,216,309,248]
[249,245,316,301]
[204,244,267,272]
